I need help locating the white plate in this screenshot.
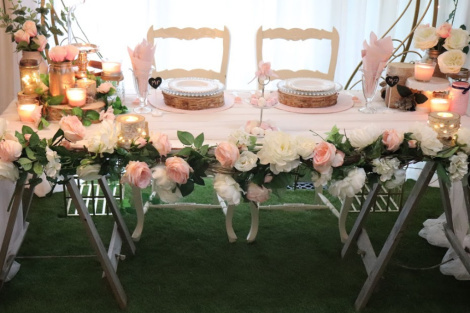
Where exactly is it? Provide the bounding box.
[168,78,219,93]
[285,78,336,92]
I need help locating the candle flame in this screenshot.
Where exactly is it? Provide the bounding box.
[124,116,139,122]
[437,112,453,118]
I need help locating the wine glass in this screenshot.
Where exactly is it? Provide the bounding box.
[132,68,152,114]
[359,69,382,114]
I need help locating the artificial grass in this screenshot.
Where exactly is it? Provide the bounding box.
[0,180,469,313]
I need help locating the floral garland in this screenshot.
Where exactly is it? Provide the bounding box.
[0,114,469,205]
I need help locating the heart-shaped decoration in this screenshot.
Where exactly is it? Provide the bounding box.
[148,77,162,89]
[385,75,399,87]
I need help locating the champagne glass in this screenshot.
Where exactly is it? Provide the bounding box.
[359,69,382,114]
[132,68,152,114]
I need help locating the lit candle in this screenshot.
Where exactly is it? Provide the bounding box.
[76,78,97,99]
[428,111,460,146]
[102,61,122,75]
[414,62,435,82]
[116,114,147,148]
[17,103,39,123]
[430,97,450,112]
[19,59,40,95]
[66,88,87,107]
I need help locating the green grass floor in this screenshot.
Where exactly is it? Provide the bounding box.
[0,180,469,313]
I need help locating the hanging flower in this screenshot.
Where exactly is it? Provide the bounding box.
[76,164,102,181]
[59,115,86,143]
[328,167,366,199]
[456,127,470,153]
[408,123,443,156]
[214,173,243,205]
[44,146,61,179]
[165,156,192,184]
[121,161,152,188]
[447,152,469,182]
[311,167,333,188]
[384,169,406,189]
[372,157,401,182]
[0,160,19,182]
[246,183,271,203]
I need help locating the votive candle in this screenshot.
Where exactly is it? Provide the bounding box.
[17,103,39,123]
[76,78,97,99]
[102,61,122,75]
[116,114,147,148]
[66,88,87,107]
[430,97,450,112]
[414,62,435,82]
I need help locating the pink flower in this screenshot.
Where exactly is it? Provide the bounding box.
[24,134,31,141]
[33,35,48,52]
[121,161,152,188]
[215,141,240,168]
[61,140,72,150]
[134,137,147,148]
[31,105,42,127]
[246,183,271,203]
[99,106,115,121]
[382,129,404,152]
[264,174,273,183]
[255,61,278,80]
[0,139,23,162]
[149,132,171,156]
[65,45,79,61]
[437,22,452,38]
[97,82,115,94]
[22,20,37,37]
[165,156,193,184]
[59,115,86,143]
[14,29,30,43]
[313,141,344,174]
[48,46,67,62]
[408,140,417,149]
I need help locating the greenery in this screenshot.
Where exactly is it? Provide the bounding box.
[0,180,469,313]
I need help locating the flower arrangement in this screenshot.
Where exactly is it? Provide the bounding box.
[48,45,79,62]
[1,114,469,206]
[413,23,470,74]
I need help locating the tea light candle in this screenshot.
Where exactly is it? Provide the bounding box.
[102,61,122,76]
[414,62,436,82]
[17,102,39,123]
[66,88,87,107]
[430,97,450,112]
[76,78,97,99]
[428,111,460,146]
[116,114,147,148]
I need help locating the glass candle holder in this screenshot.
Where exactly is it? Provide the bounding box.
[414,62,436,82]
[116,114,147,149]
[17,101,40,123]
[66,88,87,107]
[430,95,450,112]
[428,111,460,147]
[19,59,40,95]
[49,61,75,104]
[102,60,122,77]
[76,78,97,102]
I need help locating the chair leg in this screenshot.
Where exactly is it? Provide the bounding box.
[247,202,260,243]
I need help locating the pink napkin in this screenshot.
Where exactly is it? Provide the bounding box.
[128,39,156,95]
[361,32,393,95]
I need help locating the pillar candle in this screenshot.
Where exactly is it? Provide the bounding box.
[449,81,470,115]
[17,103,39,123]
[430,97,450,112]
[66,88,87,107]
[102,61,122,76]
[414,62,435,82]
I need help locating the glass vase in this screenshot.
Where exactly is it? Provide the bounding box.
[49,61,75,104]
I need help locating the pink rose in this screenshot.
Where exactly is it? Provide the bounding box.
[382,129,404,152]
[408,140,417,149]
[255,61,278,80]
[313,141,344,174]
[437,22,452,38]
[165,156,193,184]
[61,140,72,150]
[33,35,48,52]
[14,29,30,43]
[246,183,271,203]
[22,20,37,37]
[48,46,67,62]
[215,141,240,168]
[64,45,79,61]
[0,140,23,162]
[121,161,152,188]
[149,132,171,156]
[97,82,115,94]
[31,105,42,127]
[134,137,147,148]
[99,106,115,121]
[59,115,86,142]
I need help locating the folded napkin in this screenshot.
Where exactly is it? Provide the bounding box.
[128,39,156,96]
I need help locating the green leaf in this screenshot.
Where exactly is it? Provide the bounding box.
[437,146,459,158]
[22,125,35,135]
[25,147,36,160]
[33,162,43,175]
[179,180,195,197]
[40,73,49,86]
[194,133,204,148]
[397,84,412,97]
[51,129,64,144]
[177,147,194,156]
[463,46,469,55]
[199,144,209,156]
[82,118,92,127]
[28,132,40,147]
[85,110,100,121]
[39,117,50,130]
[436,162,451,187]
[414,92,428,104]
[48,95,64,105]
[71,107,83,118]
[177,131,194,145]
[17,157,32,168]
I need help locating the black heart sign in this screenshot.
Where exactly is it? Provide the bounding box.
[385,75,399,87]
[148,77,162,89]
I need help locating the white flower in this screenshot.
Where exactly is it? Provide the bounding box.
[372,157,401,182]
[348,125,382,149]
[214,173,243,205]
[87,120,120,155]
[234,150,258,172]
[44,146,61,179]
[437,50,467,74]
[443,28,470,51]
[328,167,366,199]
[228,129,253,150]
[99,106,115,121]
[413,24,439,50]
[457,127,470,153]
[0,118,8,139]
[448,152,468,182]
[295,135,317,159]
[77,164,101,181]
[257,131,300,174]
[151,165,183,203]
[311,167,332,188]
[385,169,406,189]
[408,123,443,156]
[0,160,19,181]
[155,187,183,203]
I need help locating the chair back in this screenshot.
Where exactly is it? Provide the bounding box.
[147,26,230,84]
[256,27,339,81]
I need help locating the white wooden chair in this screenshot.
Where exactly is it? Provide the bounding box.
[147,26,231,84]
[256,27,340,81]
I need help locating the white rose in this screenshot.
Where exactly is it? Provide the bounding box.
[151,165,175,190]
[257,131,300,174]
[214,173,243,205]
[0,160,19,182]
[408,123,443,156]
[448,152,468,182]
[77,164,101,181]
[457,127,470,153]
[87,120,120,154]
[437,50,467,74]
[413,24,439,50]
[372,157,401,182]
[311,167,332,188]
[443,28,470,51]
[234,150,258,172]
[295,135,317,159]
[328,167,366,199]
[348,125,382,149]
[385,169,406,189]
[228,129,253,150]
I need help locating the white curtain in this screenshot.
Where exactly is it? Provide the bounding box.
[1,0,470,110]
